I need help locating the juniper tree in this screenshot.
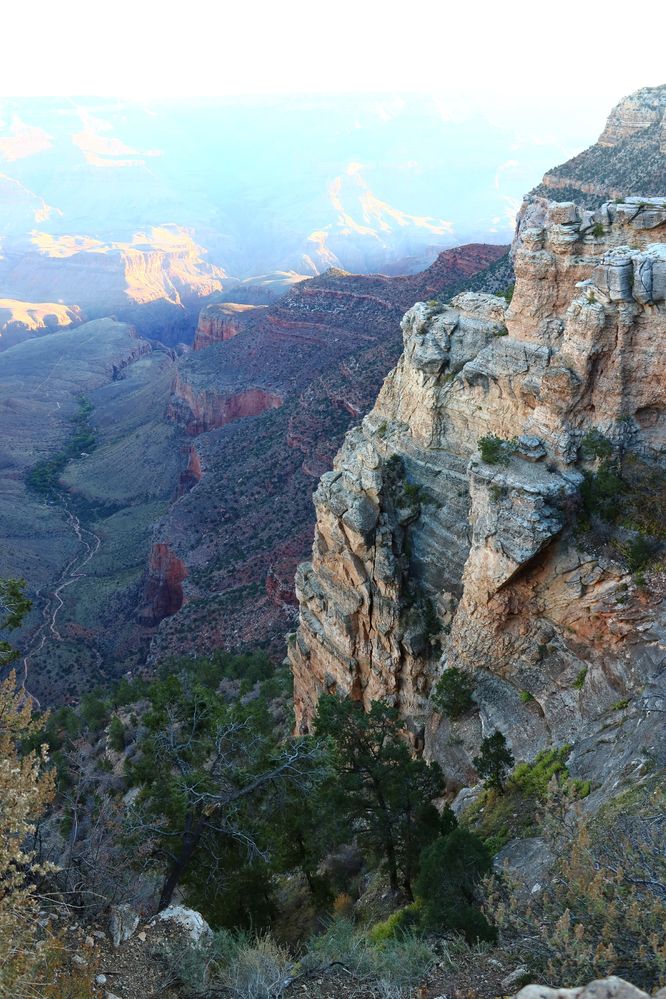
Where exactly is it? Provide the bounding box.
[315,695,447,898]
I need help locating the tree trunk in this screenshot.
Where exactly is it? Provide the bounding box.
[157,813,206,911]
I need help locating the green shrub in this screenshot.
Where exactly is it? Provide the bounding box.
[591,222,605,238]
[626,535,656,572]
[416,829,496,943]
[580,428,613,461]
[107,715,125,752]
[477,435,516,465]
[573,668,587,690]
[432,668,474,719]
[512,746,572,797]
[464,743,591,853]
[518,690,533,703]
[302,918,436,997]
[369,902,421,943]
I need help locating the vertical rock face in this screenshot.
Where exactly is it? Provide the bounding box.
[598,87,666,148]
[167,372,283,435]
[177,445,203,496]
[290,196,666,797]
[140,543,188,624]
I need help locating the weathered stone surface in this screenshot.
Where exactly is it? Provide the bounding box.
[535,85,666,204]
[290,193,666,800]
[514,977,654,999]
[109,903,139,949]
[151,905,212,943]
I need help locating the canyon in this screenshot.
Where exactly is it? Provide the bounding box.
[0,241,507,702]
[147,243,509,665]
[0,93,605,353]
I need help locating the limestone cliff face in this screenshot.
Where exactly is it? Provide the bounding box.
[290,195,666,799]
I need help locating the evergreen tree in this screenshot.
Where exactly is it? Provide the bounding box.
[473,731,514,792]
[415,827,496,942]
[315,696,446,897]
[127,669,324,913]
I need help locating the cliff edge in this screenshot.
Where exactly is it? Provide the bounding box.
[289,192,666,806]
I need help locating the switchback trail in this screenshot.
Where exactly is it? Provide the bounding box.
[21,499,103,706]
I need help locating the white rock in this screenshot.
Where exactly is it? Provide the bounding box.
[151,905,212,943]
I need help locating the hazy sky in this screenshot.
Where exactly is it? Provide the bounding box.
[4,0,663,104]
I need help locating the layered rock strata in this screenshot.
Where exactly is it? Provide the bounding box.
[290,197,666,800]
[193,302,268,351]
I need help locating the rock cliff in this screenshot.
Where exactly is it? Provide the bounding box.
[193,302,268,351]
[533,84,666,205]
[290,194,666,802]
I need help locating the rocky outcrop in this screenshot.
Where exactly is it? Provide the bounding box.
[193,302,267,351]
[167,371,283,435]
[139,542,188,624]
[533,85,666,206]
[514,978,666,999]
[598,88,666,148]
[290,195,666,801]
[177,444,203,496]
[0,298,83,350]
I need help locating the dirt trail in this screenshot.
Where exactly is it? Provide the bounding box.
[21,500,102,705]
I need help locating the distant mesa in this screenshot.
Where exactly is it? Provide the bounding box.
[0,298,83,349]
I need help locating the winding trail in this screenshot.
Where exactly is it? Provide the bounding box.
[21,499,103,705]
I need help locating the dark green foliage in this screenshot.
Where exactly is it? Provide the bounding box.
[315,696,447,897]
[578,439,666,574]
[128,663,323,914]
[0,577,31,667]
[573,668,587,690]
[432,667,474,719]
[107,715,126,752]
[27,395,97,497]
[580,428,613,461]
[580,463,625,521]
[626,535,657,572]
[473,731,514,792]
[499,283,514,303]
[477,435,516,465]
[184,852,278,932]
[158,648,274,692]
[78,692,109,734]
[415,828,496,942]
[402,481,430,505]
[591,222,605,238]
[464,744,589,852]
